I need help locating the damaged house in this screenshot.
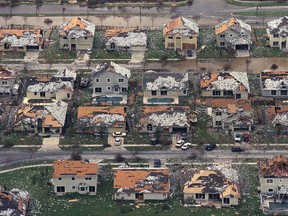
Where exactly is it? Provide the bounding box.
[59,17,95,51]
[215,18,252,52]
[183,170,240,207]
[140,106,191,134]
[200,71,250,99]
[105,29,147,53]
[52,160,98,196]
[26,76,74,101]
[13,100,68,134]
[261,70,288,98]
[76,106,126,134]
[0,188,30,216]
[266,105,288,133]
[207,99,253,131]
[0,28,44,52]
[91,62,130,105]
[267,16,288,51]
[258,155,288,215]
[113,168,170,201]
[143,71,188,104]
[0,65,19,96]
[163,16,199,56]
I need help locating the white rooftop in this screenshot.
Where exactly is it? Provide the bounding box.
[27,80,73,93]
[147,112,189,127]
[106,32,147,47]
[91,113,125,125]
[267,16,288,35]
[0,31,42,47]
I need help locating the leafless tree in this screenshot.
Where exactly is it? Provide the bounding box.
[193,14,201,23]
[2,15,12,26]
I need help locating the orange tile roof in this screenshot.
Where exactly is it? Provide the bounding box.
[258,155,288,177]
[163,17,183,36]
[205,99,252,112]
[114,168,170,193]
[200,73,219,88]
[53,160,98,178]
[105,29,130,37]
[183,170,240,198]
[0,65,16,80]
[0,29,41,38]
[215,17,239,35]
[267,106,288,124]
[77,106,126,119]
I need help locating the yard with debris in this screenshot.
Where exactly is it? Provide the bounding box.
[0,51,25,60]
[250,28,285,58]
[197,28,235,59]
[146,31,179,59]
[90,31,131,60]
[0,164,264,216]
[0,132,42,146]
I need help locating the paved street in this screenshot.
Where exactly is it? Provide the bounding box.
[0,149,286,168]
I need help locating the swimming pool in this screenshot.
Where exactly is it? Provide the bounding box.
[147,98,174,103]
[96,96,123,103]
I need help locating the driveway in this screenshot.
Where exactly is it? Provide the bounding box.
[39,137,61,152]
[129,47,146,64]
[24,51,39,61]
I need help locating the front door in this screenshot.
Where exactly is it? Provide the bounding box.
[282,41,286,49]
[136,193,144,200]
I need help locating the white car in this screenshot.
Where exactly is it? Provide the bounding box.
[87,49,92,54]
[181,143,192,150]
[115,137,122,146]
[175,140,185,148]
[112,132,126,137]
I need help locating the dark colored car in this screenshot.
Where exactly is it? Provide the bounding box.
[231,147,245,152]
[243,133,249,142]
[205,143,217,151]
[154,159,161,168]
[150,138,159,145]
[181,132,188,140]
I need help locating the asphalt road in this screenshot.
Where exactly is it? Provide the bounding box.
[0,149,287,168]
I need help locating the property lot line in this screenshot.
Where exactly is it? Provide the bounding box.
[0,161,257,174]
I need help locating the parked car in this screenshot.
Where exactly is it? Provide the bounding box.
[205,143,217,151]
[87,49,92,54]
[243,133,249,142]
[150,138,159,145]
[115,137,122,146]
[112,132,126,137]
[175,140,185,148]
[181,132,188,140]
[181,143,192,150]
[234,134,242,142]
[231,147,244,152]
[153,159,161,168]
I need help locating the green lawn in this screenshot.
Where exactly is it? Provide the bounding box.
[197,29,235,59]
[226,0,288,7]
[0,132,42,146]
[146,30,179,59]
[0,51,25,60]
[90,31,131,59]
[0,164,264,216]
[75,88,93,107]
[38,41,76,63]
[61,131,107,145]
[234,11,288,17]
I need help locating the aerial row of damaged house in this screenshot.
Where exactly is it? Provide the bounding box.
[4,153,288,215]
[2,63,288,136]
[1,16,288,57]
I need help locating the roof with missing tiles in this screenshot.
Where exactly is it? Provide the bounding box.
[261,70,288,90]
[14,100,68,128]
[215,17,251,35]
[183,170,240,199]
[258,155,288,178]
[267,105,288,126]
[163,16,199,37]
[53,160,98,178]
[143,71,188,91]
[92,62,131,79]
[0,65,17,80]
[0,29,43,47]
[140,106,190,127]
[59,17,95,38]
[77,106,126,127]
[113,168,170,194]
[0,189,30,216]
[200,71,250,93]
[105,31,147,47]
[267,16,288,35]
